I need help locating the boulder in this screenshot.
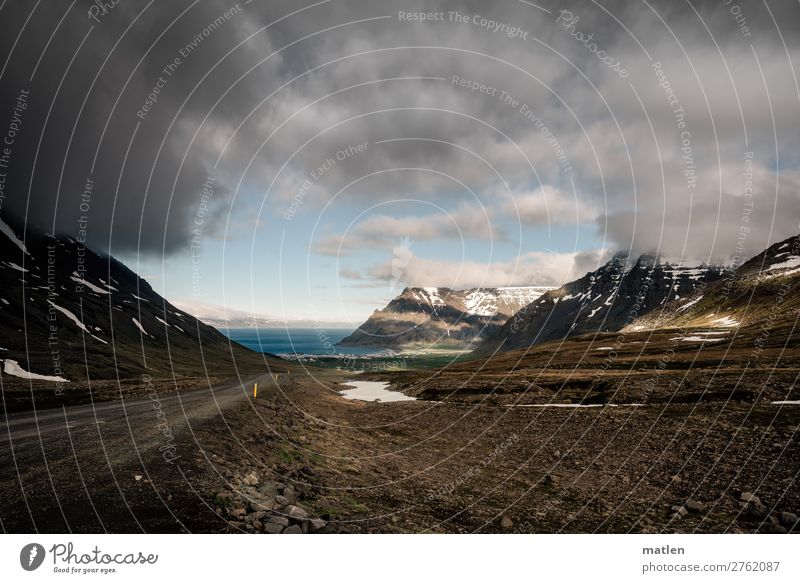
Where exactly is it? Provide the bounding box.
[685,500,706,514]
[762,520,787,534]
[671,505,688,517]
[259,482,279,499]
[265,514,290,527]
[250,501,274,512]
[262,523,283,534]
[779,511,798,529]
[245,511,265,523]
[283,485,298,505]
[285,505,309,522]
[740,492,761,505]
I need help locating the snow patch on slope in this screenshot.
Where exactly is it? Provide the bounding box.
[2,359,70,382]
[71,274,110,294]
[132,317,151,337]
[419,287,445,306]
[767,256,800,272]
[0,218,28,255]
[462,290,497,316]
[677,295,703,312]
[47,300,108,344]
[708,315,739,328]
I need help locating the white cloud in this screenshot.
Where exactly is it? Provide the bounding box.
[505,185,600,226]
[313,203,502,256]
[365,248,610,289]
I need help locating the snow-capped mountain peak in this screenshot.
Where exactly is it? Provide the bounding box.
[476,252,725,355]
[339,285,554,348]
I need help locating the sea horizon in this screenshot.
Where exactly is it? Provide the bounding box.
[222,326,388,357]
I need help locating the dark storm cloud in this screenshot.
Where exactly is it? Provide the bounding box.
[1,0,799,262]
[0,0,278,254]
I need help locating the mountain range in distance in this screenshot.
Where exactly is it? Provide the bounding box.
[172,299,354,330]
[4,207,797,388]
[474,235,799,358]
[337,286,553,348]
[474,253,725,356]
[342,234,800,356]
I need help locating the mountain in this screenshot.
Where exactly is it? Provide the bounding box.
[338,286,553,348]
[409,234,799,406]
[0,216,282,385]
[475,253,725,355]
[624,234,800,337]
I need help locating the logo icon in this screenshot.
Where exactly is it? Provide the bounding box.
[20,543,45,571]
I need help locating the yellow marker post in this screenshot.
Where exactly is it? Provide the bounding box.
[253,382,258,398]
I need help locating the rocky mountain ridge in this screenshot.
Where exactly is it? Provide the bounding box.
[624,234,800,336]
[338,286,553,348]
[0,215,275,385]
[475,253,725,355]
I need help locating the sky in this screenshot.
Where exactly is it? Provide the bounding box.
[1,0,800,324]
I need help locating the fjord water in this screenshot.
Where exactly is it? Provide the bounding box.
[223,328,383,357]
